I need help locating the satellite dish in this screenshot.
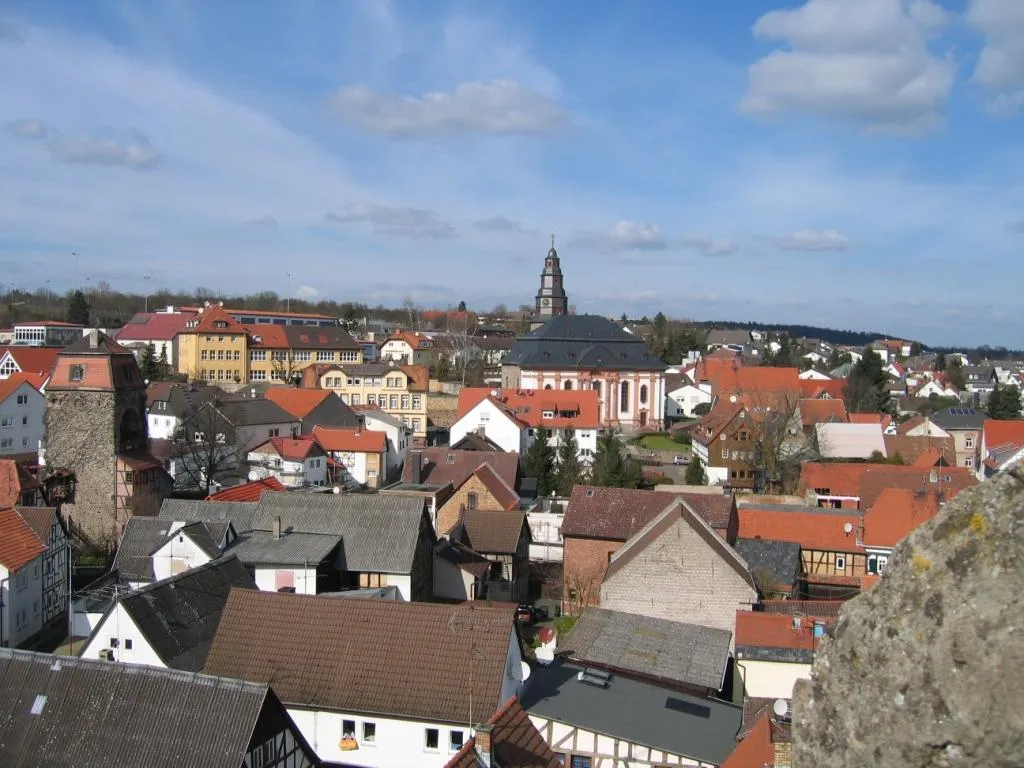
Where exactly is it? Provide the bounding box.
[773,699,789,717]
[843,522,854,534]
[729,394,737,403]
[535,647,554,665]
[247,471,259,481]
[332,486,341,494]
[520,661,531,682]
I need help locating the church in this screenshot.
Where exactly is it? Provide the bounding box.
[503,241,666,430]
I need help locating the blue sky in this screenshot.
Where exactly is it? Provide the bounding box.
[0,0,1022,346]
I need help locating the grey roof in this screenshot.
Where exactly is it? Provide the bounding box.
[562,609,731,690]
[706,328,751,347]
[112,517,227,582]
[506,314,664,371]
[231,530,341,566]
[734,538,803,588]
[114,554,256,671]
[0,648,273,768]
[158,492,428,574]
[220,397,297,426]
[302,393,360,431]
[735,644,814,664]
[520,660,743,765]
[930,406,985,431]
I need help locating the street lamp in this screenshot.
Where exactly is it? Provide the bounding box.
[286,273,292,314]
[71,251,79,291]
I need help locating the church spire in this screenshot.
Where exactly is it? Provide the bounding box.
[535,236,568,320]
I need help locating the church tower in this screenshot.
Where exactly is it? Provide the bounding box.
[535,235,569,322]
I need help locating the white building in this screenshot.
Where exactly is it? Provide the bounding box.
[12,320,84,347]
[354,406,412,481]
[525,497,566,563]
[0,508,46,648]
[451,388,600,463]
[205,592,525,768]
[0,374,45,457]
[248,436,327,488]
[735,611,821,699]
[310,426,388,488]
[665,378,712,420]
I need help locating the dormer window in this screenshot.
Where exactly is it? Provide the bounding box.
[542,410,555,419]
[69,365,84,382]
[214,321,227,329]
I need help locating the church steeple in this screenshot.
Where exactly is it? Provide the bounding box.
[535,234,569,320]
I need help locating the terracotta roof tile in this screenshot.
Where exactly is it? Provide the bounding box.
[399,363,430,392]
[187,305,247,335]
[0,346,60,377]
[797,462,977,507]
[254,436,320,462]
[456,509,527,554]
[403,449,519,491]
[883,434,955,466]
[446,697,560,768]
[114,312,197,342]
[799,378,846,399]
[563,485,735,540]
[0,374,43,404]
[264,388,332,419]
[862,487,942,548]
[0,461,40,508]
[456,388,600,430]
[242,324,288,347]
[0,507,46,571]
[204,590,517,724]
[311,426,386,453]
[738,504,863,553]
[798,398,848,428]
[473,463,521,511]
[984,419,1024,452]
[723,710,775,768]
[689,402,745,445]
[207,477,286,501]
[14,507,59,544]
[735,611,824,652]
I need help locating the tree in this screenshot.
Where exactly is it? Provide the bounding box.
[987,383,1022,420]
[139,343,160,381]
[432,355,452,382]
[844,349,889,413]
[935,352,947,372]
[909,341,922,357]
[946,358,966,391]
[156,344,171,378]
[523,426,556,496]
[270,352,301,386]
[457,300,467,312]
[590,431,642,489]
[743,395,818,494]
[685,457,707,486]
[66,290,90,325]
[554,430,584,496]
[175,402,239,494]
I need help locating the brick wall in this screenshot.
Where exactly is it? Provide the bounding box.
[436,474,509,535]
[563,536,620,613]
[600,516,757,644]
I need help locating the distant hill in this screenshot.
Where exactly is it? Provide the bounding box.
[690,320,893,348]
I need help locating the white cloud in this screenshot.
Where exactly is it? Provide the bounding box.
[243,215,279,229]
[325,200,458,239]
[295,285,319,299]
[681,233,738,256]
[7,118,162,169]
[773,228,851,251]
[474,215,529,233]
[607,221,666,250]
[328,79,567,137]
[741,0,955,134]
[967,0,1024,113]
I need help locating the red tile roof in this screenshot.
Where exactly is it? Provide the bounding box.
[186,305,247,335]
[264,388,331,419]
[738,504,863,552]
[0,460,41,508]
[722,710,775,768]
[252,437,320,462]
[0,346,60,377]
[799,378,846,399]
[882,435,955,466]
[797,462,977,508]
[0,507,46,571]
[311,426,386,453]
[563,485,736,540]
[243,324,288,347]
[689,402,745,445]
[849,412,894,430]
[983,419,1024,452]
[862,488,942,548]
[446,697,560,768]
[400,364,430,392]
[403,448,519,491]
[735,610,823,651]
[207,477,286,501]
[798,398,848,428]
[0,373,43,403]
[457,387,600,430]
[114,311,197,342]
[473,463,521,511]
[385,330,436,350]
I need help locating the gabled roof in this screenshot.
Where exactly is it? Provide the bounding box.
[114,554,256,671]
[264,388,331,418]
[114,311,196,342]
[798,398,848,428]
[402,448,520,491]
[0,507,46,571]
[0,346,60,377]
[983,419,1024,452]
[0,373,44,403]
[604,500,755,590]
[0,648,283,768]
[798,462,977,508]
[184,305,247,335]
[206,477,286,502]
[205,590,516,724]
[0,460,42,508]
[446,697,561,768]
[14,507,61,545]
[882,434,955,466]
[311,425,387,453]
[450,432,505,452]
[735,611,823,663]
[799,378,846,399]
[473,463,521,512]
[561,608,731,690]
[738,503,863,553]
[733,538,802,589]
[456,388,601,430]
[60,330,134,356]
[862,488,942,549]
[250,436,321,462]
[112,518,227,582]
[219,397,295,427]
[454,509,528,553]
[723,711,775,768]
[689,402,745,445]
[563,485,735,540]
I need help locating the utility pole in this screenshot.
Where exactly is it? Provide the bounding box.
[71,252,79,291]
[286,273,292,314]
[143,275,152,313]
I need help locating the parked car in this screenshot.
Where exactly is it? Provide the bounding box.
[673,455,690,465]
[516,604,539,625]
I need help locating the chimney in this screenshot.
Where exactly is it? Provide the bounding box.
[474,724,493,766]
[410,450,423,484]
[272,516,282,539]
[88,330,99,349]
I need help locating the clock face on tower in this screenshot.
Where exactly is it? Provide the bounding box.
[542,298,551,307]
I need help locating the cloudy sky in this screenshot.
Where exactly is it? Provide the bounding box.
[1,0,1022,346]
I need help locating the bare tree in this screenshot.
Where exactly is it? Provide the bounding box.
[270,351,301,385]
[563,568,601,617]
[402,295,421,331]
[175,402,240,494]
[742,393,820,494]
[490,303,508,318]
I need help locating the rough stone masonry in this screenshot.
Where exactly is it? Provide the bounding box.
[793,472,1024,767]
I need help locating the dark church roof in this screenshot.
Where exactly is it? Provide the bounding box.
[507,315,664,371]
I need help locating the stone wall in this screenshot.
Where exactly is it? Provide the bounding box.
[435,474,511,535]
[562,536,619,613]
[793,472,1024,767]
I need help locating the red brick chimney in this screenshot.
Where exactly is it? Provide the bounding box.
[474,724,493,765]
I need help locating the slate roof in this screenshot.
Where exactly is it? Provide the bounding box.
[563,485,735,540]
[562,608,731,690]
[205,590,517,724]
[446,697,561,768]
[231,529,342,566]
[930,406,984,431]
[449,432,505,452]
[220,397,296,427]
[403,448,520,491]
[520,660,743,766]
[706,329,751,347]
[114,554,256,671]
[454,509,528,554]
[60,330,134,356]
[733,538,802,589]
[506,315,664,371]
[0,648,284,768]
[112,517,227,582]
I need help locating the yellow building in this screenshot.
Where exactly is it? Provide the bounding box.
[176,305,362,384]
[311,362,430,440]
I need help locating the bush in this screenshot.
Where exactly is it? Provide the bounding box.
[673,432,691,445]
[553,615,578,635]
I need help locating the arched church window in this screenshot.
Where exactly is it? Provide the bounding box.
[620,381,630,413]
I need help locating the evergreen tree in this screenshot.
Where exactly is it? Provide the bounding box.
[139,343,160,381]
[934,352,947,372]
[156,344,171,378]
[431,355,451,382]
[987,383,1022,420]
[844,349,889,413]
[66,290,90,326]
[554,430,584,496]
[590,431,642,488]
[684,457,707,486]
[523,426,556,496]
[946,359,966,391]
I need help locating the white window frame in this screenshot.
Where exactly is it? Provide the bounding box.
[835,555,846,571]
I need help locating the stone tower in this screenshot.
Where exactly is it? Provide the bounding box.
[534,235,569,323]
[44,331,152,552]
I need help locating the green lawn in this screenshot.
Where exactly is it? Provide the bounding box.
[639,435,686,453]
